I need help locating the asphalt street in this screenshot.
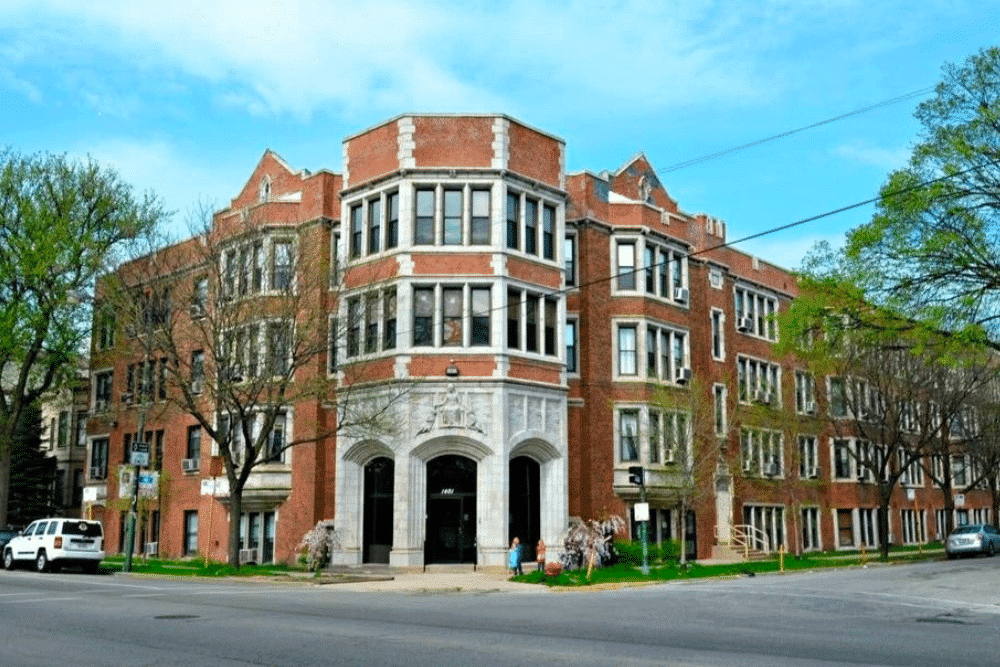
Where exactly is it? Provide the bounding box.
[1,557,999,666]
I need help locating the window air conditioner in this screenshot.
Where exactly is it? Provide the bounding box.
[764,461,781,477]
[239,549,256,565]
[89,466,105,480]
[189,303,206,318]
[737,317,753,333]
[674,367,692,385]
[121,392,133,404]
[182,458,200,473]
[673,287,689,304]
[190,379,204,395]
[807,467,820,479]
[94,399,108,413]
[145,541,158,557]
[805,400,817,415]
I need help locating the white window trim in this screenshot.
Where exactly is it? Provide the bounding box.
[610,234,689,305]
[613,317,690,384]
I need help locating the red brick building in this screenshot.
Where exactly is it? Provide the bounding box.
[83,114,994,567]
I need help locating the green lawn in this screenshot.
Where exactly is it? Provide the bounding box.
[100,555,307,578]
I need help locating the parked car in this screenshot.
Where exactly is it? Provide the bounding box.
[0,526,19,552]
[945,523,1000,559]
[2,518,104,573]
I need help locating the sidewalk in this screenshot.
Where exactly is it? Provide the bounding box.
[315,565,545,594]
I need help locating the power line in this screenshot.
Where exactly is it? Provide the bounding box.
[661,87,936,173]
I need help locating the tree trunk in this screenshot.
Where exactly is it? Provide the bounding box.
[988,473,1000,531]
[678,502,688,566]
[0,438,10,527]
[228,487,242,568]
[878,491,891,560]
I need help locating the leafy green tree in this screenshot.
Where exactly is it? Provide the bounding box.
[843,46,1000,343]
[0,149,164,526]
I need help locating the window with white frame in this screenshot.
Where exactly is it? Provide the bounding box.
[93,370,113,412]
[740,428,782,477]
[183,510,198,556]
[218,410,290,466]
[736,355,780,404]
[734,285,778,340]
[742,504,785,552]
[901,509,926,544]
[341,289,397,359]
[564,234,577,286]
[411,285,497,349]
[828,376,847,417]
[565,319,578,374]
[798,435,819,479]
[801,507,820,551]
[617,406,690,466]
[89,437,108,480]
[972,508,990,524]
[614,237,687,302]
[616,321,688,382]
[859,508,879,547]
[835,508,854,547]
[505,288,558,355]
[221,235,292,297]
[710,309,724,360]
[899,450,923,487]
[709,267,723,289]
[794,371,816,414]
[506,189,556,259]
[713,384,727,437]
[951,454,970,487]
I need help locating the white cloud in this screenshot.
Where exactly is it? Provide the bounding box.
[834,141,911,171]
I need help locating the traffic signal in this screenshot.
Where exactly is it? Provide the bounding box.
[628,465,644,486]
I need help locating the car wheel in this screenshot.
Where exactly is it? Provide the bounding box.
[82,562,99,575]
[2,549,14,570]
[35,550,49,573]
[988,542,997,558]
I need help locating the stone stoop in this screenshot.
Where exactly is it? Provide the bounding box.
[709,544,745,564]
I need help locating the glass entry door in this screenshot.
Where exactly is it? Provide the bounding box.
[425,455,477,564]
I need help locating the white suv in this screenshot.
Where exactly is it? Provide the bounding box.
[3,518,104,573]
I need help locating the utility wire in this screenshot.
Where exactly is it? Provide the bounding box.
[661,86,936,172]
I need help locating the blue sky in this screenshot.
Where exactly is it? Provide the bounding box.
[2,1,997,270]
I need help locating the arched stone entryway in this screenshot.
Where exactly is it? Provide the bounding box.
[508,456,540,562]
[425,454,477,564]
[362,456,394,564]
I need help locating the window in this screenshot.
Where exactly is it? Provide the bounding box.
[415,189,435,245]
[952,454,969,487]
[619,410,639,461]
[97,312,115,350]
[183,510,199,556]
[836,508,854,547]
[618,325,637,375]
[899,450,923,487]
[442,190,463,245]
[506,192,519,249]
[386,192,399,249]
[383,289,397,350]
[350,204,363,257]
[564,235,577,286]
[660,411,689,464]
[740,428,782,477]
[266,413,286,463]
[75,411,87,448]
[471,288,490,346]
[365,294,379,353]
[795,371,816,414]
[271,240,293,291]
[798,435,819,479]
[859,508,878,547]
[616,242,636,290]
[89,437,108,480]
[743,505,785,552]
[828,377,847,417]
[506,288,559,356]
[524,198,538,255]
[565,319,578,373]
[347,297,362,355]
[734,285,778,340]
[57,411,68,448]
[191,351,205,393]
[192,277,208,317]
[413,285,494,350]
[267,322,291,376]
[801,507,820,551]
[327,316,339,373]
[901,509,926,544]
[709,267,723,289]
[736,356,780,404]
[470,190,490,245]
[368,198,381,254]
[832,439,853,480]
[711,309,724,360]
[94,371,113,412]
[542,205,555,259]
[713,384,727,437]
[186,425,201,461]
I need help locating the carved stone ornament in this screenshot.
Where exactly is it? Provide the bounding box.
[417,384,486,435]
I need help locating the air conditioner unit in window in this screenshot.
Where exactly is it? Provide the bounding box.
[89,466,105,480]
[181,458,200,473]
[675,367,692,385]
[239,549,256,565]
[673,287,689,304]
[190,379,204,395]
[807,467,820,479]
[805,400,817,415]
[753,388,773,405]
[742,457,753,473]
[737,317,753,333]
[764,461,781,477]
[145,541,158,557]
[189,303,206,318]
[94,399,108,413]
[121,392,133,404]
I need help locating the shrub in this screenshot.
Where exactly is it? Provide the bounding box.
[296,520,340,572]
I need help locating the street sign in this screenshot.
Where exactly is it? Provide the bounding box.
[634,502,650,522]
[130,441,150,467]
[954,493,965,507]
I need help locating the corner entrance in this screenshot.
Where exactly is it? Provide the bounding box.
[425,455,477,564]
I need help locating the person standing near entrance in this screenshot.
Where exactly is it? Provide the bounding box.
[536,539,546,571]
[509,537,523,575]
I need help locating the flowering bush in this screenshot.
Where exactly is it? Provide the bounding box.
[559,514,626,577]
[296,520,340,572]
